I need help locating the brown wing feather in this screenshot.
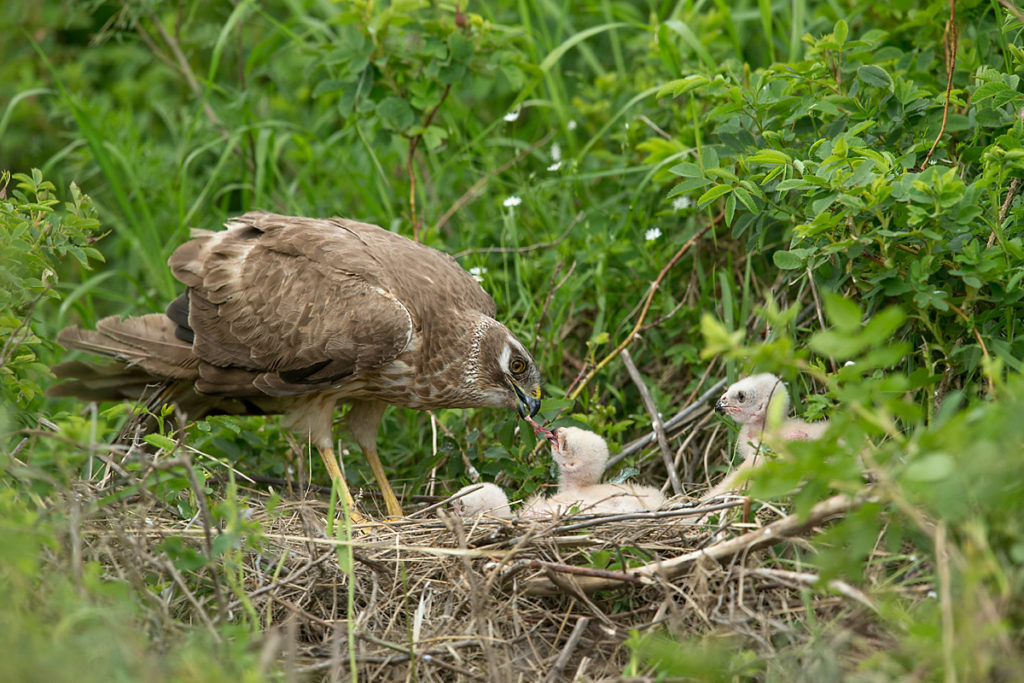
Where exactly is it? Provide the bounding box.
[167,212,494,395]
[57,314,198,380]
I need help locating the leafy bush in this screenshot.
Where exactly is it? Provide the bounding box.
[3,0,1024,679]
[0,169,102,421]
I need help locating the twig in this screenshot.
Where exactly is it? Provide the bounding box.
[433,134,552,235]
[410,83,452,241]
[936,521,958,683]
[744,567,878,613]
[567,219,717,402]
[406,484,487,519]
[607,377,726,468]
[544,616,590,683]
[988,177,1020,248]
[523,493,860,595]
[454,211,581,258]
[246,549,337,599]
[532,259,577,356]
[144,12,225,132]
[529,559,647,584]
[998,0,1024,26]
[554,499,743,532]
[919,0,957,170]
[0,282,52,367]
[619,349,682,496]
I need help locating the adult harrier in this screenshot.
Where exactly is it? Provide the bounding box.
[51,212,543,517]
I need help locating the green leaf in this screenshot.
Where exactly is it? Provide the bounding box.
[696,184,733,207]
[748,149,792,165]
[377,96,415,131]
[808,330,867,360]
[773,249,810,270]
[823,292,862,333]
[904,453,955,483]
[144,433,177,452]
[857,65,893,90]
[668,162,704,178]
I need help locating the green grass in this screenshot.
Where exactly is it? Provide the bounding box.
[3,0,1024,679]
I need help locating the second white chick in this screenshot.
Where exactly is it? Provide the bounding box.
[703,373,829,500]
[714,373,828,460]
[523,427,665,516]
[448,483,513,519]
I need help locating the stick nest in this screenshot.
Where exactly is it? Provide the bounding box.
[70,471,913,681]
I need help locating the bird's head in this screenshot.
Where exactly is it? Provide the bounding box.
[551,426,608,488]
[474,321,543,418]
[714,373,789,426]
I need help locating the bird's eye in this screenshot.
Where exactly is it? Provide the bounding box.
[736,391,746,403]
[509,357,527,374]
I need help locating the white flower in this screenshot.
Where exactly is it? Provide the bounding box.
[469,266,487,282]
[547,161,562,172]
[550,143,562,162]
[672,196,692,211]
[503,195,522,208]
[503,108,521,122]
[644,227,662,241]
[567,120,577,131]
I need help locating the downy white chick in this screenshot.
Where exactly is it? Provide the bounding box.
[703,373,828,499]
[523,427,665,516]
[448,483,513,519]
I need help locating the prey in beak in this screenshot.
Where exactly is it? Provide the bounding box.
[524,416,558,448]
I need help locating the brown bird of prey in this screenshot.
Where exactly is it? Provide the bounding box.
[50,211,543,518]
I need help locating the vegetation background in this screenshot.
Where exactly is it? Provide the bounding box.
[2,0,1024,679]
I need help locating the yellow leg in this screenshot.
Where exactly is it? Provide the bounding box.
[365,447,403,517]
[347,399,403,518]
[318,445,367,524]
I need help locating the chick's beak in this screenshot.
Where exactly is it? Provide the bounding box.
[714,397,728,414]
[511,380,542,418]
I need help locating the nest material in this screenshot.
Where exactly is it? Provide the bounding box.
[72,474,900,681]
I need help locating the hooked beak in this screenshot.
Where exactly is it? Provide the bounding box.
[714,398,727,414]
[511,380,542,418]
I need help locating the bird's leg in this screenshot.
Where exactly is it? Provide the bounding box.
[348,399,403,518]
[316,444,364,522]
[289,396,368,523]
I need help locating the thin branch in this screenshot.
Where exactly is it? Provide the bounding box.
[988,177,1020,248]
[620,348,682,496]
[0,282,52,367]
[744,567,878,613]
[919,0,957,170]
[532,259,577,357]
[528,559,646,585]
[607,377,726,468]
[567,219,717,402]
[454,211,581,258]
[433,134,552,235]
[410,83,452,241]
[998,0,1024,25]
[522,493,860,595]
[544,616,590,683]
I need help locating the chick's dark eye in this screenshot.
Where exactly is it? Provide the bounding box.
[736,391,746,403]
[509,358,527,374]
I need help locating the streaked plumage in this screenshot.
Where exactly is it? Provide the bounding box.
[50,212,543,517]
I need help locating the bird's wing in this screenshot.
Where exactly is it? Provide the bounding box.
[169,213,426,397]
